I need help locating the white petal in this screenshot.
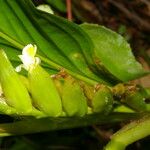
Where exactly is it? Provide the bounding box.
[35,57,41,65]
[15,64,23,72]
[22,44,37,58]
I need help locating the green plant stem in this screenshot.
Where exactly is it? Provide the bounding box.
[0,32,23,49]
[0,113,141,136]
[105,114,150,150]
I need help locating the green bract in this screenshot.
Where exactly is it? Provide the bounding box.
[29,65,63,117]
[92,86,113,114]
[0,97,17,115]
[61,76,88,117]
[17,44,63,117]
[0,49,33,114]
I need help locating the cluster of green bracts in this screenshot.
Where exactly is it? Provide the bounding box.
[0,49,45,117]
[0,48,113,117]
[0,45,150,150]
[0,47,113,118]
[0,46,150,118]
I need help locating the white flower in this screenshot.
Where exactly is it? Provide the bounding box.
[16,44,40,72]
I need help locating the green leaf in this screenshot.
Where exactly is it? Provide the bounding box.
[0,0,109,85]
[81,24,149,82]
[0,113,141,136]
[0,0,147,85]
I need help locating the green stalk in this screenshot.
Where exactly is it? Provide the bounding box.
[0,32,23,49]
[105,115,150,150]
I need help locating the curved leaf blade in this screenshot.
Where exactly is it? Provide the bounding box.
[81,24,149,82]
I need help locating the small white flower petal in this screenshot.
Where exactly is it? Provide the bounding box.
[18,44,40,71]
[35,57,41,66]
[22,44,37,58]
[15,64,23,72]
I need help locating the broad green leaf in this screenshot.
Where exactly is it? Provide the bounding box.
[81,24,149,82]
[0,0,110,85]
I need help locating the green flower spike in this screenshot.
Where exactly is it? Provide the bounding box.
[18,44,62,117]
